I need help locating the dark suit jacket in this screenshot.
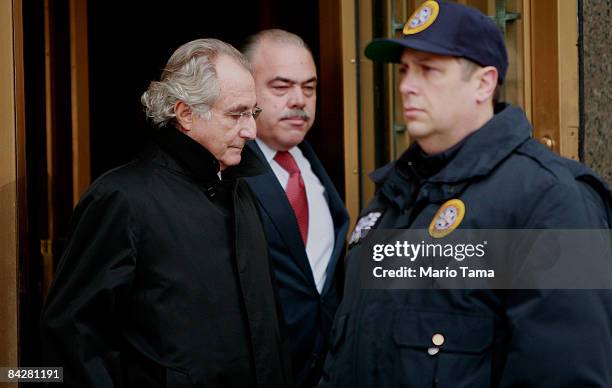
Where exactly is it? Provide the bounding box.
[245,140,349,387]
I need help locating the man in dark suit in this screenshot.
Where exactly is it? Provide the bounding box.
[242,29,349,387]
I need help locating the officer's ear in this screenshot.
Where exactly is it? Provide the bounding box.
[474,66,498,105]
[174,100,194,132]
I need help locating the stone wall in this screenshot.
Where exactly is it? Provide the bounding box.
[582,0,612,184]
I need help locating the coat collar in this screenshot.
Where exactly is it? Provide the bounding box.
[370,104,532,207]
[371,104,532,186]
[428,103,531,183]
[152,126,267,183]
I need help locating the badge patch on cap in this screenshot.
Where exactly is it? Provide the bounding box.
[429,199,465,238]
[349,211,382,247]
[403,0,440,35]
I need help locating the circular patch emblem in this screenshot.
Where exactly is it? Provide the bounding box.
[428,199,465,238]
[403,0,440,35]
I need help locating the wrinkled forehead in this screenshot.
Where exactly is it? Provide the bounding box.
[253,42,316,75]
[214,57,256,105]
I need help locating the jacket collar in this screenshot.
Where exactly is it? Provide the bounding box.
[223,145,268,179]
[152,126,267,183]
[428,103,532,183]
[371,104,532,186]
[370,104,532,207]
[396,133,469,182]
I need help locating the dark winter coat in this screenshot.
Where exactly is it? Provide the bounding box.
[321,104,612,387]
[41,127,292,388]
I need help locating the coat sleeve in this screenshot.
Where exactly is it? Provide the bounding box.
[40,182,137,387]
[500,178,612,387]
[500,290,612,387]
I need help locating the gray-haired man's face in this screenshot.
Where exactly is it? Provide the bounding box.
[181,55,257,169]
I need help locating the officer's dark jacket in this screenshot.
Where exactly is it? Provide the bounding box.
[41,127,292,387]
[321,105,612,387]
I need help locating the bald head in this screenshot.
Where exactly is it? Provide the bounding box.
[243,29,311,64]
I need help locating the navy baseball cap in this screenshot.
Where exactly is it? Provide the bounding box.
[365,0,509,84]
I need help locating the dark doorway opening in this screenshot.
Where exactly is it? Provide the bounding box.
[87,1,334,180]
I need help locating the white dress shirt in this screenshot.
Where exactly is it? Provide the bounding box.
[256,138,335,294]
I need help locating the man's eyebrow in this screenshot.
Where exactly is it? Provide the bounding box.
[416,56,437,63]
[226,104,250,112]
[268,76,318,84]
[269,77,294,84]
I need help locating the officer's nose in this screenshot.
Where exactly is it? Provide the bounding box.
[287,86,306,109]
[399,72,419,96]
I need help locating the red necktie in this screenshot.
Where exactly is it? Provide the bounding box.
[274,151,309,245]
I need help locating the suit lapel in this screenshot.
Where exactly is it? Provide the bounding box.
[245,142,317,288]
[299,142,350,296]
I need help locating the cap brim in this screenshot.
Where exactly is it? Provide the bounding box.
[365,38,462,63]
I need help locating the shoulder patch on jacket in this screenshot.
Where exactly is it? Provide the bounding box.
[349,211,383,247]
[429,199,465,238]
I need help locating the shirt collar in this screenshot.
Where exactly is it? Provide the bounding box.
[255,138,278,163]
[255,138,300,161]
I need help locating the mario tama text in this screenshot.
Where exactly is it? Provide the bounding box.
[356,229,612,289]
[371,240,494,279]
[374,266,494,279]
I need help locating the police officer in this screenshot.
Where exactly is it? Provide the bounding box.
[320,1,612,386]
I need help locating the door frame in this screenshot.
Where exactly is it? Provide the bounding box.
[1,0,22,370]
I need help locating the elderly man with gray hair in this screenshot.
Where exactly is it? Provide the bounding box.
[41,38,292,387]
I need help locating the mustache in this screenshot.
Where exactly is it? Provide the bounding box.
[281,109,311,121]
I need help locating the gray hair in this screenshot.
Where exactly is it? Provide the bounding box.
[141,38,252,127]
[242,29,311,62]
